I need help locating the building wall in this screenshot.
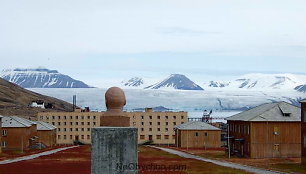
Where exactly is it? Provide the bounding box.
[0,117,2,153]
[127,110,188,144]
[38,110,188,145]
[38,111,102,144]
[176,129,221,148]
[301,102,306,164]
[228,121,251,157]
[250,122,301,159]
[37,130,56,147]
[2,125,38,151]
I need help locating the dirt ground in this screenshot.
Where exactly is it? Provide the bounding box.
[0,145,250,174]
[168,147,306,174]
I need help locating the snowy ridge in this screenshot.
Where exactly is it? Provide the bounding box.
[1,68,91,88]
[145,74,203,90]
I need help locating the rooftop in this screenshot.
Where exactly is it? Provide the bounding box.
[175,121,221,131]
[2,116,37,128]
[226,102,300,122]
[35,121,57,130]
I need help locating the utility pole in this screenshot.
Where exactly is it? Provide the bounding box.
[228,124,230,159]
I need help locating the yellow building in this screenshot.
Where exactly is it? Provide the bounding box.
[37,108,188,145]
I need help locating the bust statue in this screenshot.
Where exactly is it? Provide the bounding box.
[100,87,130,127]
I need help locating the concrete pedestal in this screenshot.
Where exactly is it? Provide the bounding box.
[91,127,138,174]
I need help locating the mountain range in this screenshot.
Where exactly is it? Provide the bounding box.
[1,68,92,88]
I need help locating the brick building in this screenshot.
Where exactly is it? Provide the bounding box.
[35,121,57,147]
[37,108,188,145]
[227,102,301,158]
[2,116,38,151]
[175,121,221,148]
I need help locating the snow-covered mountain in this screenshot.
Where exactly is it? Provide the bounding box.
[204,73,306,91]
[145,74,203,90]
[122,77,144,87]
[1,68,92,88]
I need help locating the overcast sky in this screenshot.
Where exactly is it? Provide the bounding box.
[0,0,306,85]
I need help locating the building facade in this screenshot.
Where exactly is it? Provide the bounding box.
[175,121,221,148]
[227,102,301,159]
[2,116,38,151]
[300,100,306,164]
[37,108,188,145]
[0,115,2,153]
[35,121,57,147]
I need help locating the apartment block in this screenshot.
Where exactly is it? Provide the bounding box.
[37,108,188,145]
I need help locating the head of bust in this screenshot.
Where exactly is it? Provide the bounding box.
[105,87,126,111]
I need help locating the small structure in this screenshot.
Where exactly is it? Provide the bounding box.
[227,102,301,158]
[300,99,306,164]
[1,116,38,151]
[35,121,57,147]
[175,121,221,148]
[29,100,45,109]
[92,87,137,174]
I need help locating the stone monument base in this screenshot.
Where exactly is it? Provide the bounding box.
[91,127,138,174]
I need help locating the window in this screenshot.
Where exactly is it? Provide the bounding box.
[173,122,176,126]
[157,116,160,119]
[58,128,61,132]
[58,116,61,119]
[204,132,208,137]
[141,128,144,132]
[165,128,168,132]
[64,122,67,125]
[274,144,280,151]
[87,135,90,139]
[172,135,175,139]
[173,116,176,119]
[87,116,90,119]
[64,135,67,139]
[195,132,199,137]
[52,116,55,119]
[64,116,67,119]
[149,116,152,119]
[181,116,184,119]
[76,116,78,119]
[52,122,55,125]
[304,111,306,122]
[141,116,144,119]
[64,128,67,132]
[157,128,160,131]
[70,122,73,126]
[40,116,43,120]
[304,135,306,148]
[274,127,279,135]
[165,116,168,119]
[149,122,152,126]
[46,116,49,120]
[166,122,168,126]
[149,128,152,131]
[140,135,145,140]
[181,122,184,124]
[70,135,73,139]
[93,116,96,120]
[87,122,90,125]
[76,122,79,125]
[2,130,7,136]
[164,135,169,139]
[156,135,161,139]
[157,122,160,125]
[283,113,291,117]
[81,135,84,139]
[70,128,73,131]
[76,128,79,131]
[93,122,96,126]
[58,135,61,139]
[70,116,73,119]
[81,128,84,131]
[58,122,61,126]
[141,122,144,126]
[2,141,6,148]
[87,128,91,131]
[81,116,84,119]
[81,122,84,125]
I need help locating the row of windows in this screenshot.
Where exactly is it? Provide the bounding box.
[194,132,208,137]
[48,122,96,126]
[57,135,90,140]
[40,115,97,120]
[136,121,184,126]
[138,115,185,120]
[139,135,176,140]
[140,128,175,132]
[2,130,7,136]
[57,128,91,132]
[1,141,6,148]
